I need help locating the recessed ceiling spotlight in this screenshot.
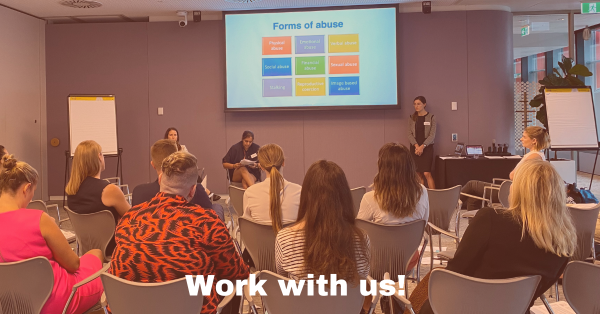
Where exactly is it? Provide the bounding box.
[224,0,263,3]
[59,0,102,8]
[560,18,565,21]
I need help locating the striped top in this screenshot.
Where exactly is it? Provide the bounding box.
[275,227,371,281]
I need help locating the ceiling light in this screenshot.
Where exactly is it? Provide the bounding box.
[224,0,263,3]
[60,0,102,9]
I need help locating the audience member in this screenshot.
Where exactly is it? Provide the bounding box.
[132,139,225,221]
[408,96,436,188]
[0,145,7,170]
[66,140,131,222]
[460,126,549,210]
[358,143,429,224]
[275,160,370,312]
[357,143,428,308]
[223,130,261,188]
[165,127,187,152]
[243,143,301,232]
[414,160,576,314]
[0,155,104,314]
[110,151,249,314]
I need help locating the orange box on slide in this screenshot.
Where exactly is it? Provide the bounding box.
[329,55,359,74]
[262,36,292,55]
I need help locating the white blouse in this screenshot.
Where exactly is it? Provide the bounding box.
[357,185,429,225]
[242,177,302,225]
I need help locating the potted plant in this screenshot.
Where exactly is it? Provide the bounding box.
[529,56,593,129]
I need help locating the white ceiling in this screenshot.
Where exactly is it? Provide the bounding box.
[0,0,590,20]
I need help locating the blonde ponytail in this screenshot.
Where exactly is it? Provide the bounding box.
[258,144,285,233]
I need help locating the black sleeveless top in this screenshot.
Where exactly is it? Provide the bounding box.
[67,177,119,223]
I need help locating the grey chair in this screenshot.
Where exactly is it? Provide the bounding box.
[568,203,600,262]
[226,169,244,188]
[64,207,115,261]
[356,219,426,314]
[238,217,280,273]
[0,256,109,314]
[27,201,76,243]
[548,203,600,301]
[426,185,462,270]
[100,273,207,314]
[258,270,365,314]
[562,261,600,314]
[104,177,132,204]
[228,185,245,217]
[461,180,512,220]
[428,269,540,314]
[0,257,53,314]
[356,219,426,285]
[350,186,366,218]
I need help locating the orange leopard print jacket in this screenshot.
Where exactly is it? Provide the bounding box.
[110,192,249,314]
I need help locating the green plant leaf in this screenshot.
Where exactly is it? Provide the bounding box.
[536,107,548,129]
[568,64,593,77]
[529,95,544,108]
[566,75,585,86]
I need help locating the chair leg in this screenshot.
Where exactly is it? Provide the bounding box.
[429,231,434,272]
[555,281,559,302]
[438,235,443,266]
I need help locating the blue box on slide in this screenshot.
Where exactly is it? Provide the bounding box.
[262,58,292,76]
[329,76,359,95]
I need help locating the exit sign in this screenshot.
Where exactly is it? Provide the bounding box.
[582,3,600,14]
[521,25,530,37]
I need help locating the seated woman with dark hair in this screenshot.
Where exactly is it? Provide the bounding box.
[276,160,371,313]
[222,130,261,188]
[412,160,576,314]
[0,155,104,314]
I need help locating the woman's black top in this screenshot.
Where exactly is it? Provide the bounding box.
[67,177,119,223]
[222,141,261,181]
[416,114,427,145]
[419,207,569,314]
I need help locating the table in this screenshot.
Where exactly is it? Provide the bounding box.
[435,156,521,189]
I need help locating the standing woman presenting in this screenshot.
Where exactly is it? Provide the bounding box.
[408,96,436,189]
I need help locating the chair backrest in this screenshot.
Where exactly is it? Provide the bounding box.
[563,261,600,314]
[355,219,425,281]
[228,185,245,216]
[238,217,278,272]
[567,203,600,261]
[26,200,48,213]
[428,268,540,314]
[64,207,115,259]
[0,257,54,314]
[427,185,461,233]
[498,180,512,208]
[259,270,364,314]
[101,273,203,314]
[350,187,366,218]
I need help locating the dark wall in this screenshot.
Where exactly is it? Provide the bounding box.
[45,10,514,195]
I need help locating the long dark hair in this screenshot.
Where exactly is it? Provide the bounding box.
[164,127,180,143]
[373,143,423,218]
[411,96,427,122]
[297,160,369,285]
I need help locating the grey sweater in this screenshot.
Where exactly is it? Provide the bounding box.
[408,113,436,146]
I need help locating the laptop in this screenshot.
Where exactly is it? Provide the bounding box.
[466,145,484,157]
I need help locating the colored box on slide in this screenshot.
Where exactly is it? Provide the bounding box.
[295,56,326,75]
[328,34,359,53]
[262,36,292,55]
[262,58,292,76]
[295,35,325,54]
[329,77,359,96]
[296,78,326,96]
[263,78,292,97]
[329,55,359,74]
